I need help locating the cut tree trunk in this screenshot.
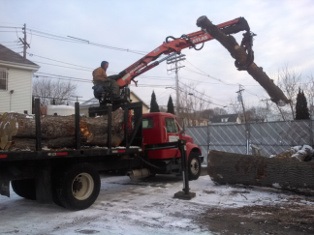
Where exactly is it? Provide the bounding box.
[207,150,314,195]
[196,16,290,105]
[0,109,125,150]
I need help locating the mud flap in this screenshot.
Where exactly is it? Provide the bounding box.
[0,180,10,197]
[36,164,53,204]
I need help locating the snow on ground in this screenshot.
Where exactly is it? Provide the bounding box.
[0,174,313,235]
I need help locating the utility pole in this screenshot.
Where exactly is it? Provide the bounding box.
[261,98,271,121]
[260,98,270,111]
[167,54,186,116]
[236,85,247,124]
[19,24,30,59]
[71,95,83,102]
[236,85,250,154]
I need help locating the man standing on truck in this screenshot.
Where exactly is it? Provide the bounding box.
[92,61,120,99]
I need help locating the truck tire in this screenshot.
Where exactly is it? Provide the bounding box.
[53,163,100,210]
[188,153,201,180]
[11,179,36,200]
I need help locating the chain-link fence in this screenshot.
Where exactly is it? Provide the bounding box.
[186,120,314,162]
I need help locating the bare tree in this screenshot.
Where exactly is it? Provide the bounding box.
[277,66,301,120]
[178,82,210,126]
[244,107,267,122]
[228,98,242,115]
[304,74,314,118]
[213,107,227,116]
[33,78,77,105]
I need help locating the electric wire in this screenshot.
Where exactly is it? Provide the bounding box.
[183,59,270,101]
[27,28,147,55]
[27,52,93,70]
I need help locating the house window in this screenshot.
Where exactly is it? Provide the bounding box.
[0,68,8,90]
[221,117,229,123]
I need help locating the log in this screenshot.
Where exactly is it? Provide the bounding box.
[207,150,314,195]
[0,109,125,150]
[196,16,290,105]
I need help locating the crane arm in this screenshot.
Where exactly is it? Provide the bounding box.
[115,17,251,88]
[196,16,290,105]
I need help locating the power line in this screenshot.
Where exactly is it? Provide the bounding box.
[32,60,92,72]
[28,53,93,70]
[177,81,227,107]
[26,27,147,55]
[1,24,148,56]
[0,41,19,44]
[178,81,224,104]
[183,59,271,101]
[0,30,20,33]
[0,26,21,29]
[184,60,232,85]
[29,51,177,79]
[132,84,174,89]
[34,72,92,83]
[34,72,172,86]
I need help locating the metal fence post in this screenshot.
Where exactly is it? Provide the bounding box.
[174,139,196,200]
[75,102,81,149]
[35,98,42,151]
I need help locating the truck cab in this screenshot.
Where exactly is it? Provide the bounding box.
[141,112,203,180]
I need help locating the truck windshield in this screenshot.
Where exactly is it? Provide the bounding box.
[165,118,178,133]
[142,118,153,129]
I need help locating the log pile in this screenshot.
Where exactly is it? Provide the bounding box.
[0,109,125,151]
[207,150,314,195]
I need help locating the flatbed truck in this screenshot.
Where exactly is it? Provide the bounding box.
[0,99,203,210]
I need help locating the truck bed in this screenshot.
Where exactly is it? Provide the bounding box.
[0,146,142,161]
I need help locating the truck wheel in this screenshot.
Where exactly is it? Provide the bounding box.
[188,153,201,180]
[53,163,100,210]
[11,179,36,200]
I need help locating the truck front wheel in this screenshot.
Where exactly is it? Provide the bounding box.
[188,153,201,180]
[53,163,100,210]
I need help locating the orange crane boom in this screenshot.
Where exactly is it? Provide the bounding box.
[115,17,250,88]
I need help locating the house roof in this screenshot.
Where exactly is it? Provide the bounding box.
[0,44,39,70]
[129,91,149,109]
[210,114,239,123]
[81,97,99,107]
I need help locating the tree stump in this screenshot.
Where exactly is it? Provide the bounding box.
[196,16,290,105]
[207,150,314,195]
[0,109,125,151]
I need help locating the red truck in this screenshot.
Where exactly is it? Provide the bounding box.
[141,112,202,180]
[0,100,202,210]
[0,16,257,210]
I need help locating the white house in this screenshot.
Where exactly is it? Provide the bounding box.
[0,44,39,114]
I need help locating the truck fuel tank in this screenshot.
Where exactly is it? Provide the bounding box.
[127,168,151,180]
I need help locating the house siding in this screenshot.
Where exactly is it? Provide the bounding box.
[0,67,33,113]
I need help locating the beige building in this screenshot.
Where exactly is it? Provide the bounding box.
[0,44,39,114]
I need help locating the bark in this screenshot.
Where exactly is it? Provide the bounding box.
[196,16,290,105]
[207,150,314,195]
[0,109,125,150]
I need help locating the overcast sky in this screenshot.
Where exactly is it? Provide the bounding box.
[1,0,313,110]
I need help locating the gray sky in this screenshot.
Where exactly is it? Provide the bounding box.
[1,0,313,110]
